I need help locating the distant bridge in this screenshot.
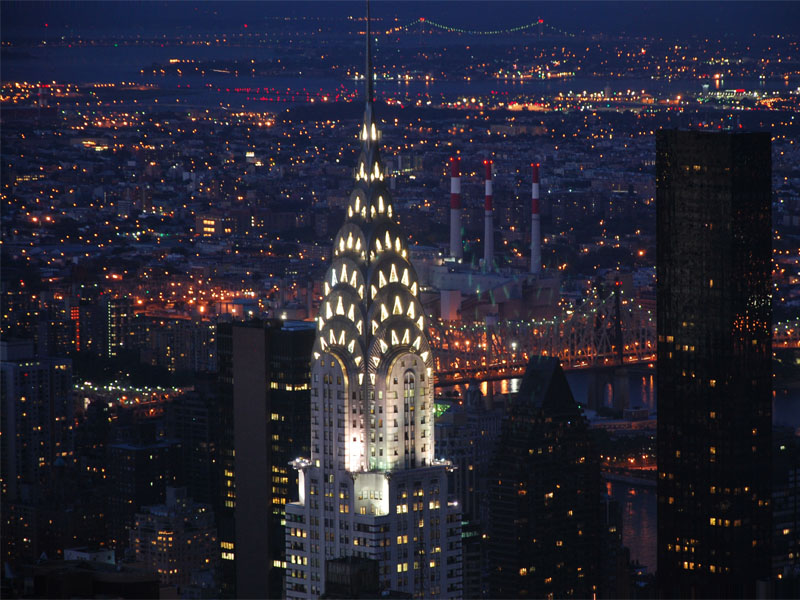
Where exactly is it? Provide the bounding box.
[391,17,575,39]
[430,285,799,388]
[430,284,654,388]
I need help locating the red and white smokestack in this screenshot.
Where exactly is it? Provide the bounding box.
[530,163,542,274]
[449,157,462,259]
[483,160,494,270]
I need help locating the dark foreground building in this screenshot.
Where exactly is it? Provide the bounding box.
[232,319,314,599]
[16,560,160,599]
[656,130,772,597]
[488,357,602,598]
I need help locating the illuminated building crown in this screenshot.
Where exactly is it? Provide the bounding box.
[311,3,433,472]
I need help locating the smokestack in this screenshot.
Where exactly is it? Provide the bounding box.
[483,160,494,270]
[530,163,542,274]
[449,157,462,259]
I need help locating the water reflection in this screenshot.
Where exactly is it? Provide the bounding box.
[444,377,525,402]
[445,371,658,411]
[639,374,656,411]
[608,481,657,573]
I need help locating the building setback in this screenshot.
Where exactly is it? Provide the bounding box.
[656,129,772,597]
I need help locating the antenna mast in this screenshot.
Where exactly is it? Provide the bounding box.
[365,0,373,104]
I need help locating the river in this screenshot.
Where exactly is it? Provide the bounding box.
[446,371,799,574]
[3,43,798,112]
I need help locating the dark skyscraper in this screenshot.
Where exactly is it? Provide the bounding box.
[487,357,602,599]
[107,438,180,552]
[436,385,503,599]
[1,340,73,503]
[656,130,772,597]
[232,319,314,599]
[215,320,237,597]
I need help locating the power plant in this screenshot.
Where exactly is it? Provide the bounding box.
[416,156,559,323]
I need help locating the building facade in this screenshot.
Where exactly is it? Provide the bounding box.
[107,439,180,551]
[772,427,800,592]
[435,385,503,599]
[487,357,603,599]
[129,487,219,589]
[656,130,772,597]
[284,18,462,599]
[233,319,314,599]
[100,295,135,358]
[214,320,237,596]
[1,340,73,502]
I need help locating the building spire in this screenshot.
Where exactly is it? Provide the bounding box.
[365,0,374,105]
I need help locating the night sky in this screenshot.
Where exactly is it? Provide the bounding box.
[3,1,800,40]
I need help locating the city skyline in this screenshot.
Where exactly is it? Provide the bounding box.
[1,1,798,598]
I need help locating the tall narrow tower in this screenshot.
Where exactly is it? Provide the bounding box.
[284,6,462,599]
[530,163,542,274]
[449,157,462,259]
[483,159,494,270]
[656,130,772,598]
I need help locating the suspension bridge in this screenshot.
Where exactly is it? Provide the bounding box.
[429,283,653,388]
[429,288,800,389]
[385,16,576,38]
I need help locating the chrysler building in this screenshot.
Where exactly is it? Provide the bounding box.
[283,6,462,599]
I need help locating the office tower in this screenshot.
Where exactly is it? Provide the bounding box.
[284,11,462,600]
[107,438,180,551]
[99,295,135,358]
[487,357,602,599]
[1,340,73,502]
[166,391,218,506]
[530,163,542,274]
[36,301,76,358]
[233,319,314,598]
[483,160,495,270]
[435,385,503,599]
[449,156,462,259]
[2,462,108,567]
[656,130,772,597]
[215,320,237,596]
[214,322,237,598]
[129,487,219,590]
[1,285,40,342]
[772,428,800,593]
[141,315,217,373]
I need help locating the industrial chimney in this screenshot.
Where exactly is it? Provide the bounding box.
[530,163,541,274]
[449,156,462,259]
[483,159,494,270]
